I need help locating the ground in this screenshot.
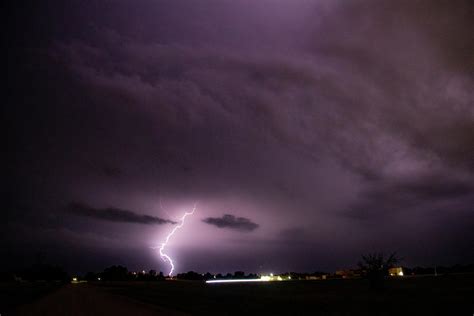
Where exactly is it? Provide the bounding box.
[3,274,474,315]
[7,282,186,316]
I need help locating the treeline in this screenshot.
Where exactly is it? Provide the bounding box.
[177,271,259,280]
[1,263,70,282]
[404,264,474,275]
[83,265,166,282]
[82,263,474,282]
[2,263,474,283]
[82,268,260,281]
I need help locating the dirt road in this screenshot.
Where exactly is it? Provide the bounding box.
[11,283,188,316]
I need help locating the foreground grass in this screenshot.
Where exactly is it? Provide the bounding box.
[94,274,474,315]
[0,281,63,312]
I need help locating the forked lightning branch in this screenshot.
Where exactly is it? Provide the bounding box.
[153,204,197,276]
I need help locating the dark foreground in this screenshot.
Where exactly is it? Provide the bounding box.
[4,274,474,315]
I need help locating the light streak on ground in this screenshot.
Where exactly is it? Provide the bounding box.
[156,203,197,276]
[206,278,270,284]
[206,275,290,283]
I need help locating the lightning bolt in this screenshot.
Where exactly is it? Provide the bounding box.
[156,203,197,276]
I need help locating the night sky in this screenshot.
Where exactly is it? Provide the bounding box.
[6,0,473,275]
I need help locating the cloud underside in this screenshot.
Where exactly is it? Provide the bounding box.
[5,0,474,269]
[68,202,176,225]
[202,214,259,232]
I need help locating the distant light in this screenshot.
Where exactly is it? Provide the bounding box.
[206,278,270,284]
[270,273,273,277]
[142,270,146,274]
[398,271,404,276]
[277,276,283,281]
[97,277,101,281]
[72,277,78,282]
[288,276,291,280]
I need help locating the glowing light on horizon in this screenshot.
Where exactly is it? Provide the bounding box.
[206,274,291,284]
[206,278,270,284]
[154,204,197,276]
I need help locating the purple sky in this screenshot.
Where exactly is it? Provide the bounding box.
[6,0,473,274]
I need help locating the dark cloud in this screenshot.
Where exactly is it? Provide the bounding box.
[342,174,474,221]
[202,214,259,232]
[5,0,474,273]
[102,166,122,178]
[276,227,311,245]
[396,176,473,200]
[67,202,176,225]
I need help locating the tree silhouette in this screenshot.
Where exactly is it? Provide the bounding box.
[233,271,245,278]
[358,252,399,290]
[102,265,129,281]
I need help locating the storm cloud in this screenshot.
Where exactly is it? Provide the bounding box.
[68,202,176,225]
[4,0,474,273]
[203,214,259,232]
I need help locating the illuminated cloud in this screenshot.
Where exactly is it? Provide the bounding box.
[68,202,176,225]
[4,0,473,272]
[203,214,259,232]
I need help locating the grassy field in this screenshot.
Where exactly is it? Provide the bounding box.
[92,274,474,315]
[0,281,63,312]
[2,275,472,315]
